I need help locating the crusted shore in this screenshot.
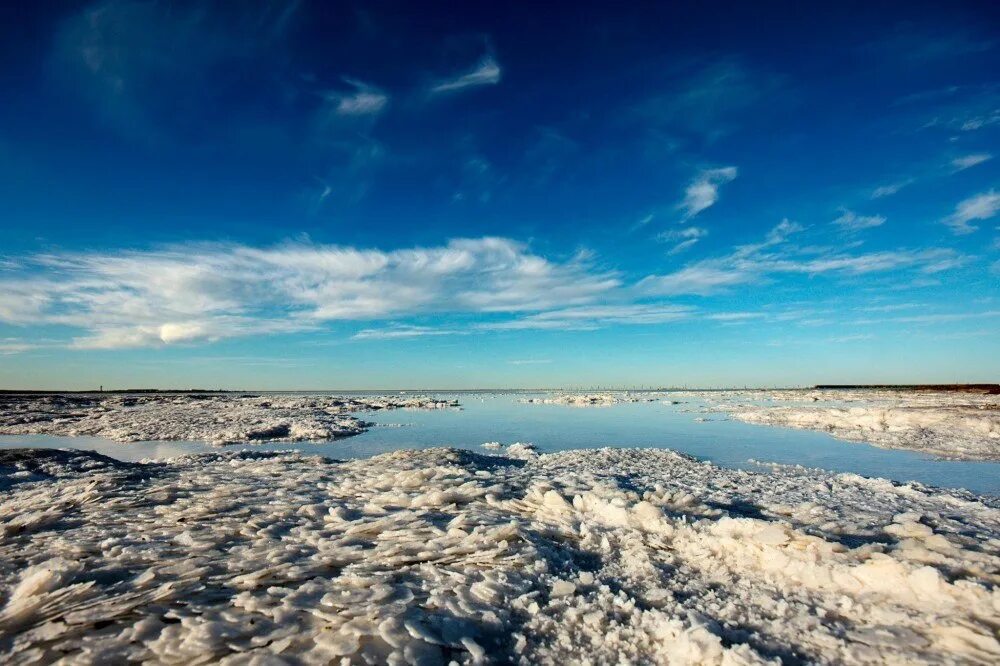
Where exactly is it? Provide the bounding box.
[0,446,997,664]
[686,389,1000,461]
[0,394,458,446]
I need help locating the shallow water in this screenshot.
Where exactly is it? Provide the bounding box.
[1,392,998,494]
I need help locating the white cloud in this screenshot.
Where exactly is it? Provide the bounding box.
[657,226,708,254]
[943,190,999,235]
[479,304,693,331]
[0,238,619,349]
[638,265,755,296]
[763,219,803,245]
[884,310,1000,324]
[961,112,1000,131]
[508,359,552,365]
[679,167,737,219]
[327,79,388,116]
[431,56,501,94]
[0,338,36,355]
[352,325,459,340]
[630,214,655,232]
[827,333,874,343]
[871,179,913,199]
[0,223,977,349]
[833,209,886,231]
[706,312,765,322]
[856,303,922,312]
[639,221,966,296]
[951,153,992,171]
[158,321,208,343]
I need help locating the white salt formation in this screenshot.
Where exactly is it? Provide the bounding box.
[523,392,656,406]
[0,393,458,446]
[1,446,997,664]
[684,389,1000,461]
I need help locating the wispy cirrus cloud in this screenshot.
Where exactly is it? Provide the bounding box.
[633,60,783,143]
[871,180,914,199]
[639,220,966,296]
[833,209,886,231]
[679,167,737,220]
[638,265,754,297]
[705,312,766,322]
[867,150,990,202]
[431,55,501,94]
[854,310,1000,325]
[479,304,693,331]
[348,304,696,340]
[942,190,999,235]
[657,226,708,254]
[856,302,922,313]
[324,78,389,117]
[908,84,1000,133]
[352,325,461,340]
[951,153,992,172]
[0,339,38,355]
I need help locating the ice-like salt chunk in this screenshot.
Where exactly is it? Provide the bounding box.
[550,580,577,597]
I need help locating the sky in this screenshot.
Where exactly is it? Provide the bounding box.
[0,0,998,389]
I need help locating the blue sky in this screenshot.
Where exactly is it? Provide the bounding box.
[0,0,998,389]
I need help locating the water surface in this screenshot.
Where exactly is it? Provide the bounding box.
[2,392,997,494]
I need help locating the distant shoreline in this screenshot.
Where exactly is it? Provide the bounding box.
[0,384,997,395]
[813,384,1000,394]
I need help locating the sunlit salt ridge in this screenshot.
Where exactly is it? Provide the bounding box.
[0,446,997,664]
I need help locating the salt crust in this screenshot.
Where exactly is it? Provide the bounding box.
[523,393,657,407]
[1,446,998,664]
[0,394,458,446]
[683,389,1000,461]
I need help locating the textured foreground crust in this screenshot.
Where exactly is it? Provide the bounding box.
[0,446,998,665]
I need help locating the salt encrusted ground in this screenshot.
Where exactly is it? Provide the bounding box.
[523,393,657,406]
[1,446,997,665]
[0,394,459,446]
[685,389,1000,461]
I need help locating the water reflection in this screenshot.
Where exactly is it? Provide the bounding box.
[1,393,997,494]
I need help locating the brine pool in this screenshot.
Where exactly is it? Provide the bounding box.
[2,392,997,494]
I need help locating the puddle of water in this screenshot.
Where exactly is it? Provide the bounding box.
[1,393,997,494]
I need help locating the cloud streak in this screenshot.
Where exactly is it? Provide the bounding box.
[951,153,992,172]
[833,209,886,231]
[871,180,913,199]
[326,79,389,117]
[478,304,693,331]
[679,167,737,220]
[657,226,708,254]
[942,190,999,235]
[431,56,501,94]
[639,221,965,296]
[0,238,618,349]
